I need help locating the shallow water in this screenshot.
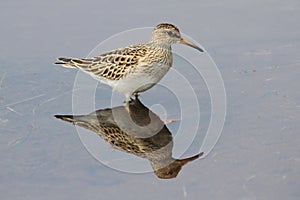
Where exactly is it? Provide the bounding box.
[1,0,300,199]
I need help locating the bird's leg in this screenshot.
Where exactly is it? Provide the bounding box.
[125,102,130,113]
[134,92,140,99]
[124,94,132,113]
[124,94,131,103]
[124,93,137,103]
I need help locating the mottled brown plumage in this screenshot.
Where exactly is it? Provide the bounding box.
[56,44,148,81]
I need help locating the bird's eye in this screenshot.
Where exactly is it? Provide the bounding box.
[166,31,174,36]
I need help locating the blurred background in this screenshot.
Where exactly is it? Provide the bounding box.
[0,0,299,199]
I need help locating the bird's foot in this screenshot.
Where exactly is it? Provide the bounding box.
[124,95,134,104]
[158,114,180,124]
[163,119,178,125]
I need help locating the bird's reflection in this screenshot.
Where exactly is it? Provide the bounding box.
[55,97,203,179]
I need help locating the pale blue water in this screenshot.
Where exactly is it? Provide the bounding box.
[1,0,300,199]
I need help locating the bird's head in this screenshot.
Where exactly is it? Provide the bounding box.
[150,23,203,52]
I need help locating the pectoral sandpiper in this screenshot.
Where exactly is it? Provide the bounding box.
[55,23,203,102]
[55,97,203,179]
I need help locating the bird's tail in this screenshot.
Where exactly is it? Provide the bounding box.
[55,57,93,69]
[55,114,94,124]
[55,115,75,122]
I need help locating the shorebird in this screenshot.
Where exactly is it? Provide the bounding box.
[55,97,203,179]
[55,23,203,102]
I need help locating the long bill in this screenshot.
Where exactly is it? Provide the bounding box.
[180,36,204,52]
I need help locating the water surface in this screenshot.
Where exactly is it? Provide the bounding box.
[1,0,299,199]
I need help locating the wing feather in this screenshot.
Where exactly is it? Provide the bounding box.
[55,44,148,80]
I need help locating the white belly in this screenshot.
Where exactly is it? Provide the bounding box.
[103,63,171,97]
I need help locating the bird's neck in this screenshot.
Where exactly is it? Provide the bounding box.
[148,40,172,51]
